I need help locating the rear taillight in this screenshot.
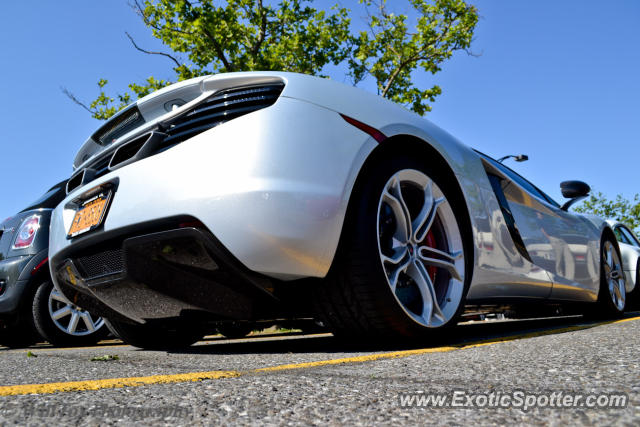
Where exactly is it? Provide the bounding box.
[13,215,41,249]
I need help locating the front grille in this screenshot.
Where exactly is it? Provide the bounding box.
[75,248,125,280]
[67,82,284,194]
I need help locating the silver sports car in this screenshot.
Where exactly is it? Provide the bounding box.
[48,72,628,348]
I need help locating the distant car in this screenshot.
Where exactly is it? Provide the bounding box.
[49,72,627,349]
[0,182,107,347]
[607,220,640,309]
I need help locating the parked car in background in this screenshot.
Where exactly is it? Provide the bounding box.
[607,219,640,309]
[48,72,628,349]
[0,181,107,347]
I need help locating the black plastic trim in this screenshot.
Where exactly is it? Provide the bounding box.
[486,173,533,263]
[52,219,281,323]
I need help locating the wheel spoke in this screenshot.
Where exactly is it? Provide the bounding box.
[414,191,445,245]
[382,248,411,292]
[50,290,69,304]
[81,312,96,333]
[51,305,72,320]
[610,279,621,302]
[382,178,413,244]
[381,247,409,265]
[606,245,614,269]
[417,246,463,281]
[618,279,626,307]
[407,260,445,325]
[66,312,80,334]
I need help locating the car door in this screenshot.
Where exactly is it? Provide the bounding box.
[481,156,600,301]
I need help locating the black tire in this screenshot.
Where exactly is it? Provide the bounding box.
[625,259,640,312]
[0,285,39,348]
[217,322,253,339]
[0,314,38,348]
[32,281,108,347]
[105,318,204,350]
[589,237,626,318]
[313,154,472,340]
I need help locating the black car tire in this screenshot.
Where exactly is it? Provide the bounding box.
[32,281,108,347]
[589,237,627,318]
[0,285,39,348]
[313,154,471,340]
[625,259,640,312]
[105,318,204,350]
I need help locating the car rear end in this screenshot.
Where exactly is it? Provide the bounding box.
[48,72,386,327]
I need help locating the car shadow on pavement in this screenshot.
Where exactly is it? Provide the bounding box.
[165,313,637,355]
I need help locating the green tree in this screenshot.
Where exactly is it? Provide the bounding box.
[350,0,478,115]
[67,0,478,120]
[574,192,640,233]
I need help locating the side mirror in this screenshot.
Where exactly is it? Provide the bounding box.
[560,180,590,211]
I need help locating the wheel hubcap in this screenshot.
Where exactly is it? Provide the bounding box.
[603,241,625,311]
[376,169,465,328]
[48,289,105,336]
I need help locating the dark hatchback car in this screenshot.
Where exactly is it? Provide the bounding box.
[0,181,107,347]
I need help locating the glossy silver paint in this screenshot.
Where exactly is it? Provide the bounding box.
[50,71,614,305]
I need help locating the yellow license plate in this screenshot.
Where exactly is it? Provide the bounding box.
[67,192,111,238]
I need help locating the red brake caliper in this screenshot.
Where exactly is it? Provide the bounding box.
[424,230,438,282]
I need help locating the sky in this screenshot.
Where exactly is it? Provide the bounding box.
[0,0,639,221]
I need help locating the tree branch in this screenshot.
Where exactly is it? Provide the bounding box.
[381,9,464,98]
[381,58,411,97]
[125,32,181,67]
[251,0,268,57]
[61,87,96,114]
[183,0,234,71]
[130,0,193,36]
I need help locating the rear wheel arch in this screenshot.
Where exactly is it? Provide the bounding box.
[601,227,619,262]
[337,135,475,277]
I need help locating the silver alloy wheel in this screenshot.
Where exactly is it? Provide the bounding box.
[48,288,105,336]
[603,240,625,311]
[376,169,464,328]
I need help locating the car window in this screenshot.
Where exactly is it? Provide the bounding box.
[614,227,631,245]
[620,226,640,248]
[476,151,561,207]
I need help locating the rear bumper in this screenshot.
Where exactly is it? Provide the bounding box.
[51,225,283,324]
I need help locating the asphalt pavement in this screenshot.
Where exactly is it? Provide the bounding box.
[0,314,639,425]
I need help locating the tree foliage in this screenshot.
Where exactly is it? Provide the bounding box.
[574,191,640,233]
[350,0,477,115]
[68,0,478,120]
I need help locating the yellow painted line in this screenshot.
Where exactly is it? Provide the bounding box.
[1,315,638,396]
[0,371,241,396]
